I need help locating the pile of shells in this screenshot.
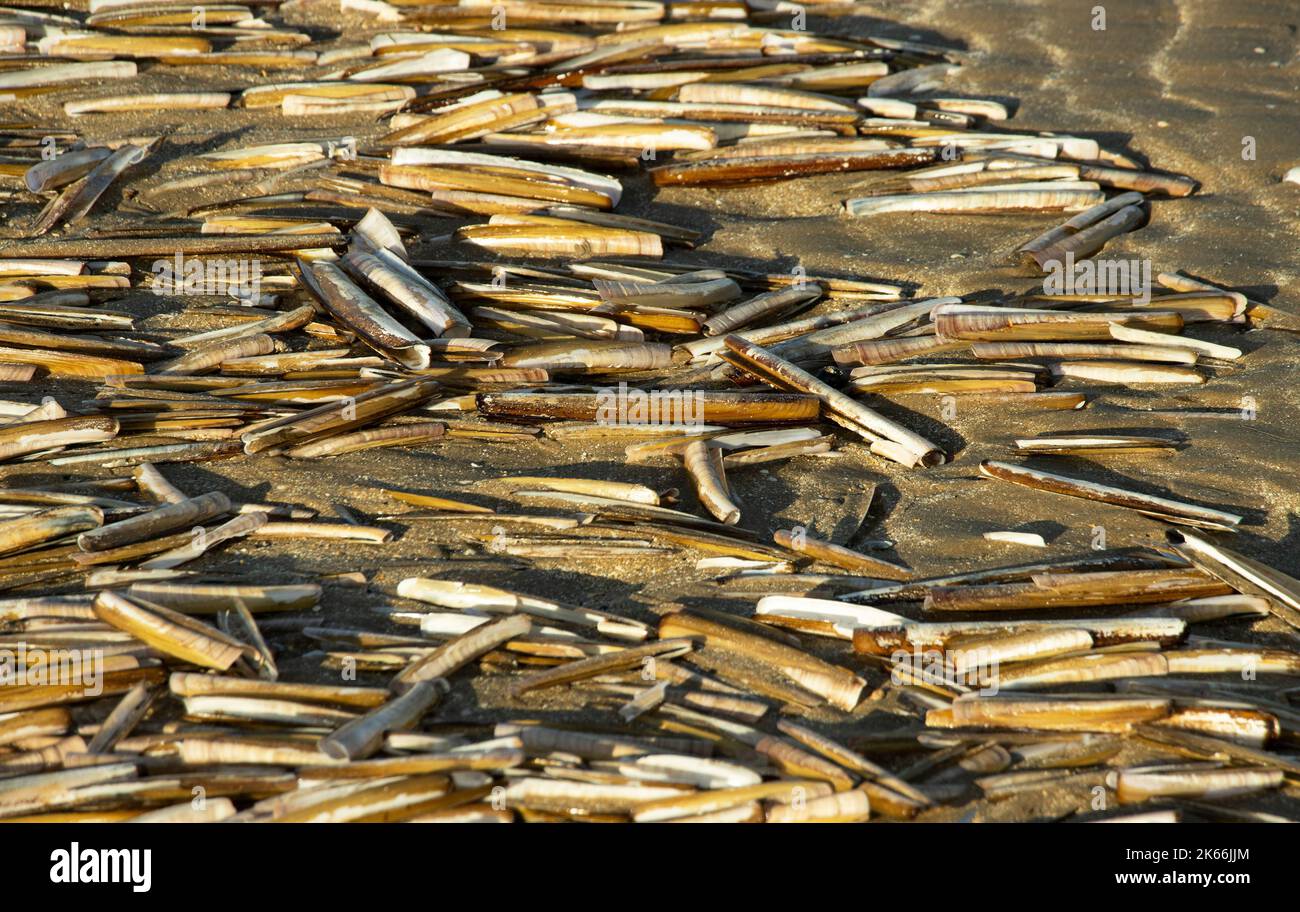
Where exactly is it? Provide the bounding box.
[0,0,1296,823]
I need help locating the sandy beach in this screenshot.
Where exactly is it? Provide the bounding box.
[1,0,1299,822]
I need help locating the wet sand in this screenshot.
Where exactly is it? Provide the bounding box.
[3,0,1300,820]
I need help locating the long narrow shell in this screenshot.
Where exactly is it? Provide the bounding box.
[393,614,533,691]
[305,262,430,369]
[65,93,231,116]
[318,680,443,761]
[32,144,147,236]
[93,591,246,671]
[0,415,118,462]
[683,439,740,525]
[24,148,114,193]
[342,244,471,339]
[980,460,1242,529]
[77,492,232,553]
[0,505,104,556]
[720,335,943,467]
[1114,767,1282,804]
[847,188,1106,216]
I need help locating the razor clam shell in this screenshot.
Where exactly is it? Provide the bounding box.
[1157,271,1254,312]
[1166,529,1300,631]
[24,148,113,193]
[939,696,1174,733]
[472,306,640,341]
[755,595,907,629]
[1031,204,1146,267]
[1163,648,1300,675]
[47,439,243,468]
[766,788,871,823]
[92,590,246,671]
[0,60,137,91]
[473,476,658,505]
[510,638,693,696]
[853,618,1188,654]
[131,583,321,614]
[772,528,909,580]
[506,778,683,816]
[65,93,232,116]
[305,261,430,369]
[631,780,830,823]
[78,491,232,552]
[0,504,104,556]
[774,297,951,364]
[477,389,819,424]
[381,92,541,146]
[0,415,118,462]
[284,423,445,458]
[390,147,622,205]
[1114,767,1283,803]
[613,754,759,789]
[455,224,661,258]
[899,164,1082,193]
[182,695,358,728]
[677,82,857,112]
[319,680,444,761]
[32,144,147,236]
[138,511,266,569]
[250,521,393,543]
[924,569,1229,611]
[1012,435,1179,457]
[394,614,533,692]
[240,379,439,454]
[983,531,1049,546]
[720,334,944,467]
[702,285,822,337]
[398,578,648,641]
[1108,323,1241,360]
[847,188,1106,216]
[971,341,1197,365]
[154,333,277,375]
[659,612,862,711]
[343,247,471,339]
[170,303,316,349]
[0,320,162,359]
[948,628,1096,675]
[653,148,938,187]
[1052,359,1206,385]
[4,235,344,260]
[996,652,1170,690]
[500,340,672,372]
[979,460,1242,529]
[584,98,859,134]
[128,800,238,823]
[594,277,740,308]
[934,306,1184,342]
[683,438,740,525]
[1017,191,1147,258]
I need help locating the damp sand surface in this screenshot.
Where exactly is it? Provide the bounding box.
[3,0,1300,821]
